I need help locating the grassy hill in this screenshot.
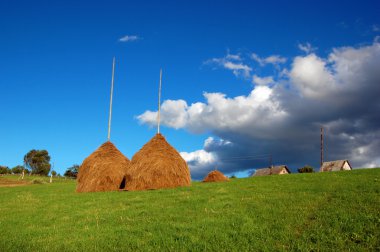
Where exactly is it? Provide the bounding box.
[0,169,379,251]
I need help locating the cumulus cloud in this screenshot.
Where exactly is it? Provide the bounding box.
[140,85,286,136]
[252,75,275,86]
[290,53,335,98]
[205,54,251,78]
[119,35,140,42]
[180,138,218,178]
[251,53,287,66]
[139,40,380,179]
[137,99,188,129]
[298,42,317,54]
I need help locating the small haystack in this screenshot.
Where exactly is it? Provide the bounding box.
[124,133,191,191]
[76,141,130,193]
[203,170,229,182]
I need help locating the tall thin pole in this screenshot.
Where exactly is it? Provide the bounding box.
[320,126,324,169]
[269,154,273,168]
[108,57,115,141]
[157,68,162,134]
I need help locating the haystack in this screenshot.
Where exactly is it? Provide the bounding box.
[124,133,191,191]
[76,141,130,193]
[203,170,229,182]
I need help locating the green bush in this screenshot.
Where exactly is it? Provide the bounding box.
[11,165,25,174]
[298,165,314,173]
[0,166,11,174]
[31,179,45,184]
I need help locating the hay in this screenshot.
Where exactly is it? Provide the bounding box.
[203,170,229,182]
[76,141,130,193]
[125,133,191,191]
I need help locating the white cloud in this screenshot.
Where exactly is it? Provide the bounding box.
[252,75,274,86]
[137,99,188,129]
[180,149,216,170]
[139,85,287,136]
[119,35,140,42]
[226,53,242,61]
[223,61,252,77]
[139,40,380,178]
[290,54,335,98]
[180,149,216,165]
[206,55,251,77]
[298,42,317,54]
[251,53,287,66]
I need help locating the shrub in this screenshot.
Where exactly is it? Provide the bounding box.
[31,179,45,184]
[298,165,314,173]
[0,166,11,174]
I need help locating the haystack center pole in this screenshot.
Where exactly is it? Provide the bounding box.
[108,57,116,142]
[157,68,162,134]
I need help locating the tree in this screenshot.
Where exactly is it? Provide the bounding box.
[51,171,57,176]
[0,166,11,174]
[11,165,24,174]
[298,165,314,173]
[64,165,79,178]
[24,150,51,176]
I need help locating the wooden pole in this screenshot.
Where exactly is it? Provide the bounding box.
[157,68,162,134]
[269,154,273,168]
[320,126,324,170]
[108,57,116,141]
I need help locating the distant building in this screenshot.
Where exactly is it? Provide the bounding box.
[320,160,352,172]
[253,165,291,176]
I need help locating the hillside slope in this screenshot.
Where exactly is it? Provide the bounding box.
[0,169,379,251]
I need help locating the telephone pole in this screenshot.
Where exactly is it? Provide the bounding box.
[320,126,324,169]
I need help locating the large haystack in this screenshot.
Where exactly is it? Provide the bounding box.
[203,170,229,182]
[124,133,191,191]
[76,141,130,193]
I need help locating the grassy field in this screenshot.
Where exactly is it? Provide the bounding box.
[0,169,379,251]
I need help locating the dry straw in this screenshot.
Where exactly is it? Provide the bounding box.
[76,141,130,192]
[124,133,191,191]
[203,170,229,182]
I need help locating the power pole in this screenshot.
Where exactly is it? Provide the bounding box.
[269,154,273,168]
[320,126,324,170]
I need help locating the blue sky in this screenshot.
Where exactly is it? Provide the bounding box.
[1,0,380,178]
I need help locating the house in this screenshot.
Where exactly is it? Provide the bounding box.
[253,168,271,176]
[271,165,291,175]
[320,160,352,172]
[253,165,291,176]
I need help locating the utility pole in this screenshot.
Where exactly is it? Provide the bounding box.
[320,126,324,170]
[269,154,273,168]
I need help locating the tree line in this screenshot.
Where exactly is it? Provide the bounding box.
[0,149,79,178]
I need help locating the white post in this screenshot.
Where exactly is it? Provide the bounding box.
[50,163,54,183]
[108,57,116,141]
[21,162,25,180]
[157,68,162,134]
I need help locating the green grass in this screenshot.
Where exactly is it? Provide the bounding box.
[0,169,379,251]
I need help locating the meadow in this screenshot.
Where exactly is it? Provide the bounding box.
[0,169,379,251]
